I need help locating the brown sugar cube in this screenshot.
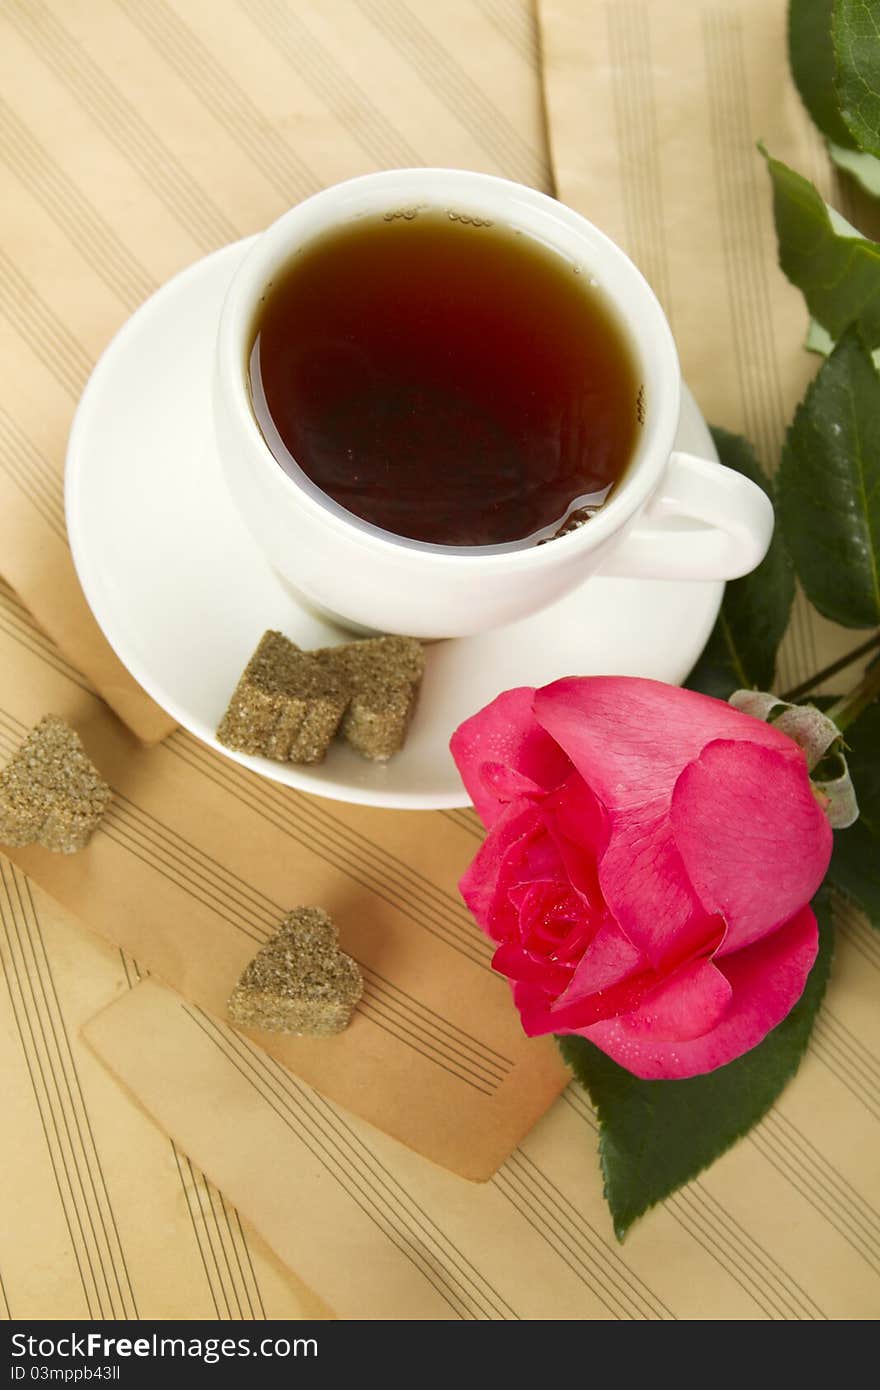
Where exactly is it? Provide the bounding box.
[228,907,363,1037]
[317,635,424,761]
[0,715,111,854]
[217,630,350,764]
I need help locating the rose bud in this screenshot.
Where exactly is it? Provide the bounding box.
[451,677,833,1080]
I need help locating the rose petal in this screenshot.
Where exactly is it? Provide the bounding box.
[459,801,542,942]
[541,774,609,911]
[513,964,655,1033]
[579,906,819,1079]
[597,813,721,968]
[533,677,796,802]
[450,687,572,827]
[587,959,733,1043]
[671,739,832,955]
[531,944,730,1039]
[507,910,652,1034]
[492,941,572,992]
[560,916,643,1001]
[507,878,587,960]
[533,677,804,966]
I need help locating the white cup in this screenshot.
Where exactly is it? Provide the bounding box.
[214,169,772,639]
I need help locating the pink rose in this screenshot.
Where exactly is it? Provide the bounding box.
[451,677,832,1079]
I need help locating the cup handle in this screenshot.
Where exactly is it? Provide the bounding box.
[598,450,774,580]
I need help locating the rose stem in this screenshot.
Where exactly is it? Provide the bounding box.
[781,631,880,702]
[825,658,880,733]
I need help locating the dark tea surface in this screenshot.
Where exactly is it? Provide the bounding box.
[249,210,641,547]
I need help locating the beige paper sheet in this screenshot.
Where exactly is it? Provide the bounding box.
[0,577,569,1180]
[2,0,880,1321]
[84,968,880,1320]
[0,861,330,1320]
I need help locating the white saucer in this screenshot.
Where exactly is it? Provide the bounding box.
[66,239,723,810]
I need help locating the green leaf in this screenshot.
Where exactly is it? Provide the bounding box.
[833,0,880,157]
[789,0,857,147]
[686,429,794,698]
[828,698,880,924]
[829,140,880,194]
[762,147,880,346]
[559,894,834,1240]
[777,327,880,627]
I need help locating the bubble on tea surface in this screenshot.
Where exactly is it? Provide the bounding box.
[383,207,419,222]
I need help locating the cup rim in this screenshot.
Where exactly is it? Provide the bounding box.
[215,168,682,567]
